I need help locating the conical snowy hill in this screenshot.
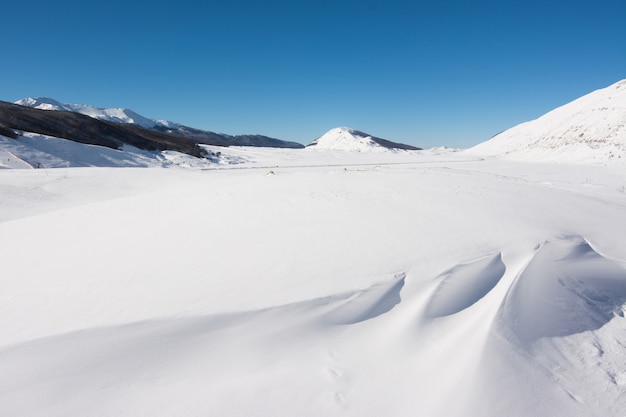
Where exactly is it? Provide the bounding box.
[307,127,421,151]
[468,79,626,164]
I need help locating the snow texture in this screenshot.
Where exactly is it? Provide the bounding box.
[467,79,626,164]
[308,127,389,152]
[15,97,177,129]
[1,148,625,417]
[2,82,626,417]
[0,133,218,169]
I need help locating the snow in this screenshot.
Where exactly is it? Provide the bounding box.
[0,145,625,417]
[0,132,213,169]
[467,79,626,164]
[308,127,388,151]
[2,82,626,416]
[15,97,177,129]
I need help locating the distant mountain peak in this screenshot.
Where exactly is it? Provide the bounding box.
[307,127,421,151]
[15,97,65,110]
[15,97,172,129]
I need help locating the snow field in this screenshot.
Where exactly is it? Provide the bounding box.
[1,153,625,416]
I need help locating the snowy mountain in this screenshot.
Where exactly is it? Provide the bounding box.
[468,79,626,163]
[14,97,304,149]
[15,97,176,129]
[307,127,421,151]
[0,100,207,158]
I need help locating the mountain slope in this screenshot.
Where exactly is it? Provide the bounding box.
[15,97,304,149]
[163,124,304,149]
[0,101,207,157]
[307,127,421,151]
[468,79,626,163]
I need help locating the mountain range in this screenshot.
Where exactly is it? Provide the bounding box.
[2,78,626,164]
[3,97,423,154]
[0,98,305,156]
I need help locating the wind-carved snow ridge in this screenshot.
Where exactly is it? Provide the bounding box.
[464,236,626,416]
[0,274,408,410]
[425,253,505,318]
[496,237,626,348]
[468,79,626,164]
[1,148,625,416]
[324,273,406,324]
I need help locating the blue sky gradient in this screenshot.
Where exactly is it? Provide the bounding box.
[2,0,625,147]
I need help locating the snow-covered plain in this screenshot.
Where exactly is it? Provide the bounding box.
[1,143,625,416]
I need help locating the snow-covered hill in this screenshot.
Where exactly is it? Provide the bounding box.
[307,127,420,151]
[467,79,626,164]
[15,97,177,129]
[308,127,383,151]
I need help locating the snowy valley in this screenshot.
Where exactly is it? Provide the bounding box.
[1,80,625,417]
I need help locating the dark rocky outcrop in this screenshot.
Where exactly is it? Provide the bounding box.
[0,122,18,139]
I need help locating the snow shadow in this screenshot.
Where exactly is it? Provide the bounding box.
[425,253,506,318]
[323,274,406,325]
[497,238,626,347]
[0,275,408,389]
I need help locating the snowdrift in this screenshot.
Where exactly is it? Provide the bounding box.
[1,152,625,416]
[2,80,626,417]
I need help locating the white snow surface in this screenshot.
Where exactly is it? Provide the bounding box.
[308,127,388,151]
[467,79,626,164]
[0,132,213,169]
[1,144,626,417]
[15,97,178,129]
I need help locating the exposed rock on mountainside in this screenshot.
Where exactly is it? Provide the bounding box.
[0,122,18,139]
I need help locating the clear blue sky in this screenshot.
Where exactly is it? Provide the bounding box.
[2,0,625,148]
